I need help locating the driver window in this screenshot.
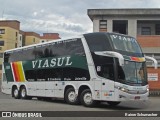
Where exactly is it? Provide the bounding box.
[96,64,115,80]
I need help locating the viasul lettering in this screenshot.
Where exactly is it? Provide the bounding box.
[32,56,72,69]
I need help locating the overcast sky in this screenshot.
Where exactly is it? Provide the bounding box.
[0,0,160,38]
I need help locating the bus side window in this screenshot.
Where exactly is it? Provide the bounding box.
[49,42,66,57]
[4,53,10,63]
[34,45,52,59]
[65,39,85,56]
[23,47,36,61]
[50,68,63,81]
[85,33,112,52]
[25,70,37,81]
[97,64,115,80]
[63,67,90,81]
[36,68,63,81]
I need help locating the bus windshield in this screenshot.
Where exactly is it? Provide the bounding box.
[117,60,147,86]
[109,34,142,53]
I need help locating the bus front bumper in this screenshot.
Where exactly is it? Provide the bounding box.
[116,90,149,101]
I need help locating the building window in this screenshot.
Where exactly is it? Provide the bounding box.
[113,20,128,34]
[15,43,17,48]
[0,53,3,58]
[0,29,5,34]
[99,20,107,32]
[0,41,4,46]
[141,27,151,35]
[20,36,22,41]
[0,64,2,70]
[155,24,160,35]
[33,38,35,43]
[16,32,18,37]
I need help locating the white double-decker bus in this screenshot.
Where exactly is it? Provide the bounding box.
[1,32,157,107]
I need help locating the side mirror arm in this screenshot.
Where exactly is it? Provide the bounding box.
[94,51,124,66]
[145,56,158,69]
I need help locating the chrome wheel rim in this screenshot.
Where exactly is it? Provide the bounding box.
[14,89,18,97]
[83,93,92,105]
[68,91,76,102]
[21,89,26,98]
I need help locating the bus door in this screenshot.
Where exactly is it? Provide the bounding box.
[96,64,115,101]
[101,78,115,101]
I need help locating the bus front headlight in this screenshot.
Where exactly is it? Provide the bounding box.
[121,88,129,93]
[118,87,129,93]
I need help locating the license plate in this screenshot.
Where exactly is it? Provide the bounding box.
[135,96,140,100]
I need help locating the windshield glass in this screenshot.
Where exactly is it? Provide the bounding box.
[117,60,147,86]
[110,34,142,53]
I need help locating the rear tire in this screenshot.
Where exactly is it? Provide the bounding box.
[12,87,20,99]
[80,89,97,107]
[107,101,120,106]
[65,88,79,105]
[20,86,31,99]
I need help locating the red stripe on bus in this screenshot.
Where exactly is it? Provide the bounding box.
[12,62,20,82]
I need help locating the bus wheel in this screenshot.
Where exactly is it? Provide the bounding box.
[80,89,96,107]
[20,86,31,99]
[65,88,79,105]
[107,101,120,106]
[12,87,20,99]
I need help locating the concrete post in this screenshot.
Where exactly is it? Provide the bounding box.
[93,19,99,32]
[107,20,113,32]
[128,19,137,38]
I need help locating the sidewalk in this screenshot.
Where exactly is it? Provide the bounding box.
[149,90,160,96]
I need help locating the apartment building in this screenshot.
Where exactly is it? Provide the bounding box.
[0,20,60,78]
[40,33,60,43]
[0,20,20,72]
[24,32,41,46]
[88,9,160,90]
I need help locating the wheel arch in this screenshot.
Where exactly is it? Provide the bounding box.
[19,84,26,90]
[64,84,76,96]
[78,84,93,97]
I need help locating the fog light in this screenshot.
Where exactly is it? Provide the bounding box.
[119,95,126,98]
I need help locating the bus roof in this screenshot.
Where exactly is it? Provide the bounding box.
[4,32,134,53]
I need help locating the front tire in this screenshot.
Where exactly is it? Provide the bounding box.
[80,89,96,107]
[65,88,79,105]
